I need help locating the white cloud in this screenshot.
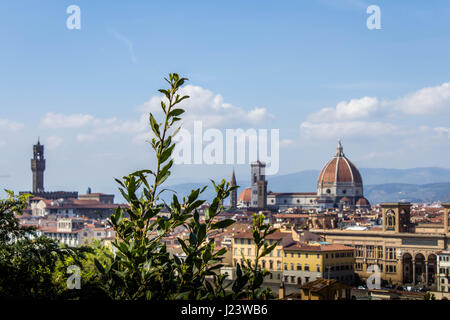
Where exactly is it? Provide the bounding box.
[76,133,97,143]
[301,82,450,140]
[42,112,147,143]
[280,139,296,148]
[139,85,272,129]
[300,121,399,139]
[0,118,24,131]
[40,113,94,129]
[46,136,63,150]
[42,85,271,146]
[433,127,450,138]
[396,82,450,115]
[307,97,380,122]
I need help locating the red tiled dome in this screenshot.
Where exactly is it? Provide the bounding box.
[238,188,251,203]
[356,197,370,206]
[317,140,362,186]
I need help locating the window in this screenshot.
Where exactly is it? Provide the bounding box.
[284,276,288,282]
[355,245,364,257]
[317,254,320,259]
[326,189,331,194]
[290,263,294,270]
[377,246,383,259]
[248,248,252,256]
[305,253,309,258]
[291,253,294,258]
[297,264,302,271]
[277,261,281,270]
[317,265,321,272]
[262,260,266,269]
[385,248,396,260]
[305,264,310,271]
[247,239,251,245]
[291,276,295,283]
[240,239,244,244]
[269,260,273,270]
[298,253,301,258]
[277,250,281,257]
[367,246,375,258]
[284,263,288,270]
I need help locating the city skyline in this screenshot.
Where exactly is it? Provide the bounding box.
[1,1,450,199]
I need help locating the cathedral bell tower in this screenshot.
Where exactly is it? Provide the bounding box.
[250,161,267,209]
[31,139,45,193]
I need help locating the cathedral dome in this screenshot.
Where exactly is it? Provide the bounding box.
[356,197,370,207]
[317,140,362,186]
[238,188,252,203]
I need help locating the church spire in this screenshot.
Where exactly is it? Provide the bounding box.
[230,169,237,209]
[231,169,236,186]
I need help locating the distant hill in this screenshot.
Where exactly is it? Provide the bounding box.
[364,182,450,204]
[265,167,450,193]
[161,167,450,204]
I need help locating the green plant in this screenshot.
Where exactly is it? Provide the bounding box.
[0,191,91,299]
[233,213,277,299]
[95,73,276,300]
[424,292,436,300]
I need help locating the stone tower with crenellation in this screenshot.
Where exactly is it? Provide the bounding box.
[31,139,46,193]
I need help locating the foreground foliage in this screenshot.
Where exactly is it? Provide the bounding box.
[95,73,276,299]
[0,191,92,299]
[0,73,276,300]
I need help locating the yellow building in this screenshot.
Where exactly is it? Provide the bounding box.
[311,203,450,287]
[283,242,355,285]
[232,229,355,285]
[233,230,292,282]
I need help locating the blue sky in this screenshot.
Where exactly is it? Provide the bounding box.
[1,0,450,198]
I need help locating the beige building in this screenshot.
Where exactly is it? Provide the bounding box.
[437,250,450,292]
[311,202,450,287]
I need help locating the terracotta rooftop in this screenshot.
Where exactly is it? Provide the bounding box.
[284,242,354,252]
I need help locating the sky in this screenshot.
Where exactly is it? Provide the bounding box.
[0,0,450,199]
